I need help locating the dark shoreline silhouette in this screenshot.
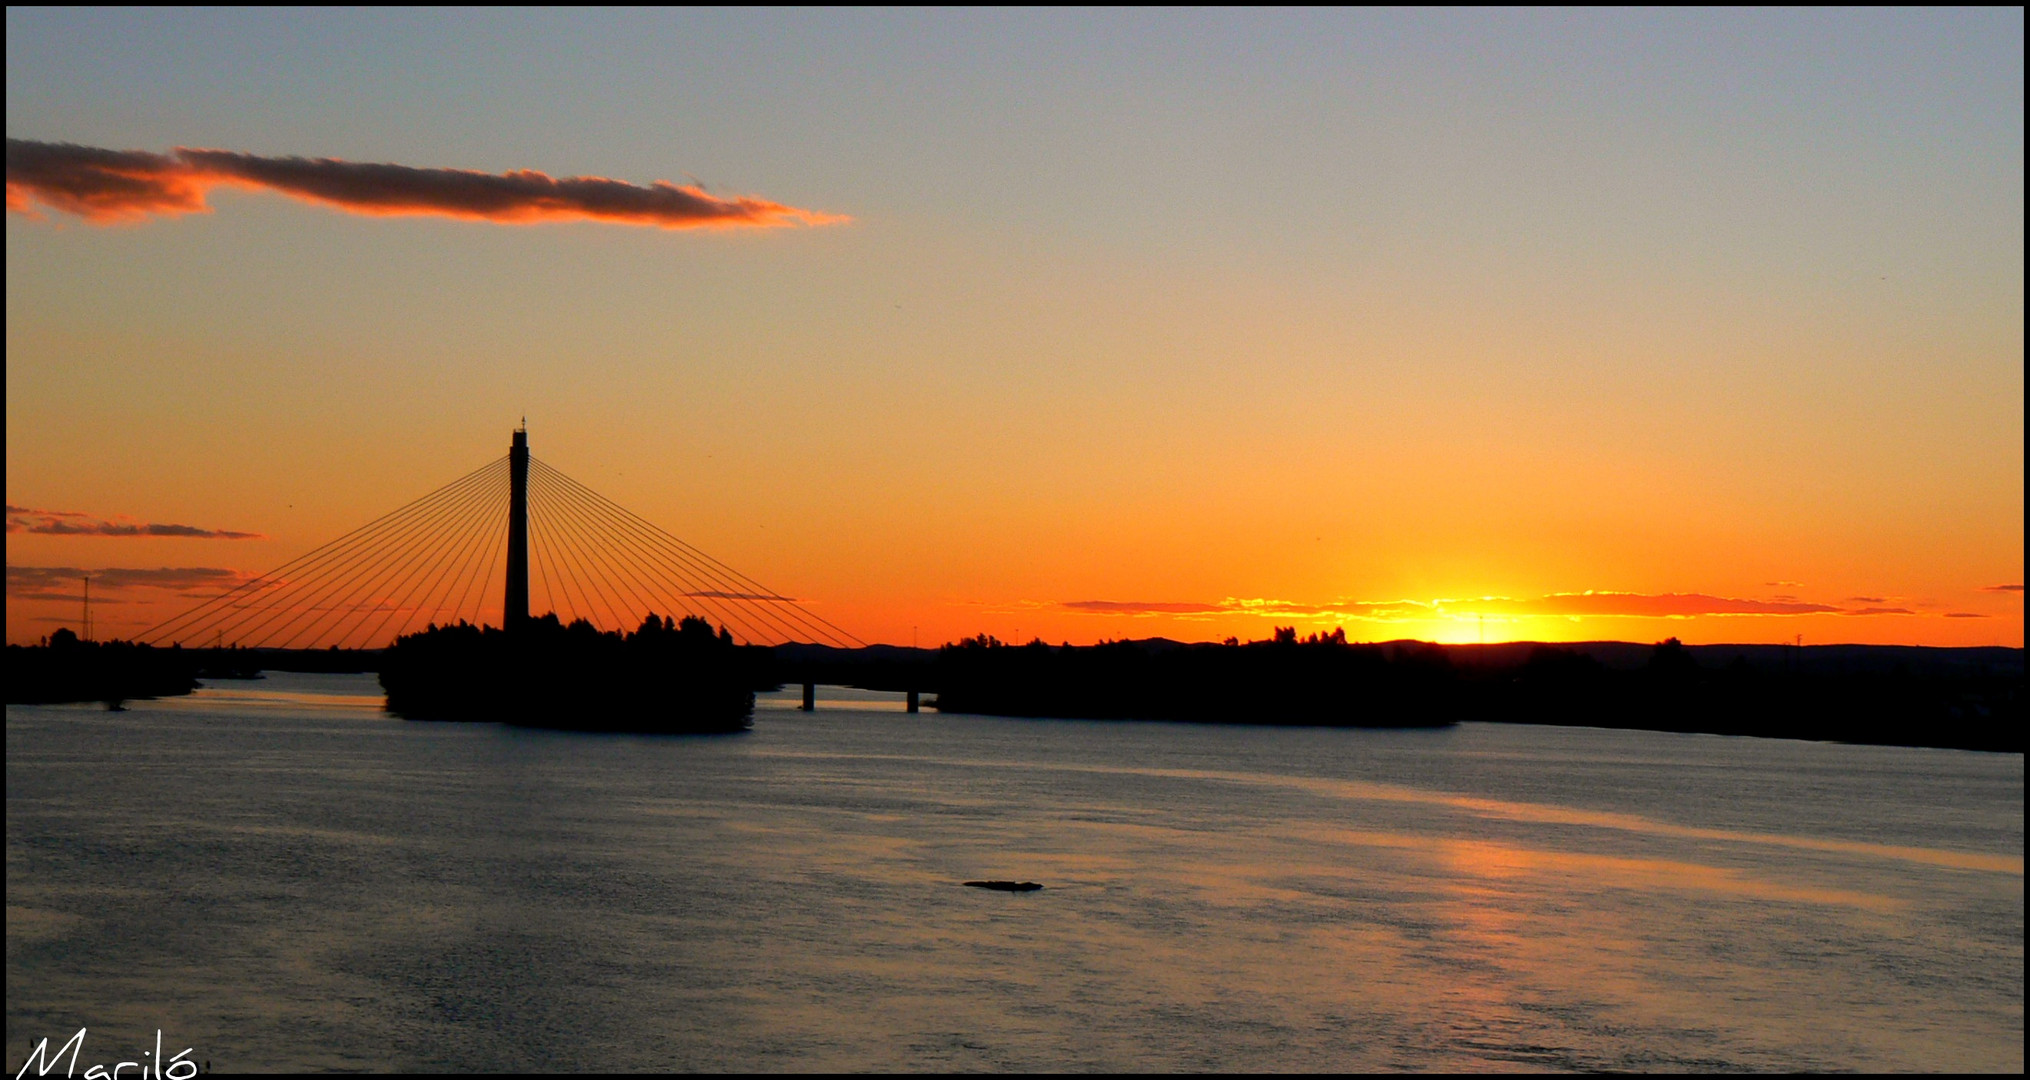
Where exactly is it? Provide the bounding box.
[3,628,200,706]
[930,629,1460,728]
[780,632,2021,752]
[9,629,2019,752]
[1466,637,2019,752]
[916,633,2021,752]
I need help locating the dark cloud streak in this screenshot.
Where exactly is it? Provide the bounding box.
[7,139,845,229]
[6,505,262,539]
[6,565,257,594]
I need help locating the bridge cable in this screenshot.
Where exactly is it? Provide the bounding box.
[540,461,864,647]
[529,459,793,643]
[530,456,857,646]
[348,470,508,649]
[259,458,505,649]
[529,466,631,630]
[528,465,661,632]
[195,456,503,648]
[142,456,505,647]
[410,476,507,637]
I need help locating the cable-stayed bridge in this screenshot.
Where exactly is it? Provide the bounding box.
[139,429,863,651]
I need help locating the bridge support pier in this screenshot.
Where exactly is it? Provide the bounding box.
[801,682,815,711]
[906,689,920,713]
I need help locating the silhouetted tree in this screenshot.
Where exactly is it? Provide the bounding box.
[378,612,763,733]
[1649,637,1698,677]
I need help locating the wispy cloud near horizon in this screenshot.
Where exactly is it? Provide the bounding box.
[684,589,797,602]
[5,139,847,230]
[6,504,263,539]
[6,564,260,595]
[1060,591,1936,622]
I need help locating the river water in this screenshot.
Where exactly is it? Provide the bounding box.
[6,672,2022,1072]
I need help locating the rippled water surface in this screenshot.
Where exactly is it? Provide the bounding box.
[7,673,2023,1071]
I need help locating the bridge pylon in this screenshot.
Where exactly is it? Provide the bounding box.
[505,426,530,632]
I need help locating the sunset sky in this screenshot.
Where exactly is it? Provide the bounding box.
[6,9,2022,648]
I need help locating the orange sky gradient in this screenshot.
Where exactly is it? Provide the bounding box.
[6,10,2023,650]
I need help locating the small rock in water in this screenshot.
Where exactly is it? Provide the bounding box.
[962,880,1042,892]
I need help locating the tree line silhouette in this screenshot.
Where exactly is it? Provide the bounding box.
[6,623,2018,752]
[932,628,1460,726]
[1490,636,2017,750]
[4,628,200,706]
[379,613,769,733]
[924,631,2019,750]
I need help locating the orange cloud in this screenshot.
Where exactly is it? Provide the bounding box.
[5,504,264,539]
[6,139,846,229]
